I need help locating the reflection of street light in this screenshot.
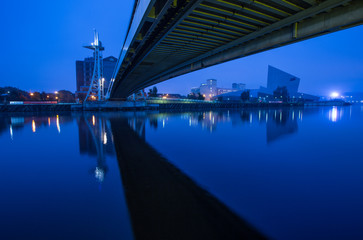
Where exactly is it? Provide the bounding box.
[56,115,61,133]
[32,120,36,133]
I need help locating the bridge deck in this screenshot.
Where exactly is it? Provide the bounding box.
[110,0,363,99]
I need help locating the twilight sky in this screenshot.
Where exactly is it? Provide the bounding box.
[1,0,362,96]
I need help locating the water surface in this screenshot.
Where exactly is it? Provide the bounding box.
[1,106,363,239]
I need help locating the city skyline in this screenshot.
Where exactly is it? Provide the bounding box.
[1,0,363,97]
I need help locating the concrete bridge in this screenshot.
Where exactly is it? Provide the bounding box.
[108,0,363,99]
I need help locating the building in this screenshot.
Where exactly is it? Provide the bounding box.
[75,56,118,101]
[199,79,218,100]
[341,92,363,104]
[217,82,245,96]
[191,79,245,101]
[267,65,300,97]
[191,87,200,95]
[214,66,318,102]
[232,83,246,91]
[217,88,235,95]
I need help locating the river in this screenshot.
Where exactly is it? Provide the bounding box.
[1,106,363,240]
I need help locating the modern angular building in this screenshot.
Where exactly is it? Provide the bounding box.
[214,66,306,102]
[267,65,300,96]
[75,56,118,101]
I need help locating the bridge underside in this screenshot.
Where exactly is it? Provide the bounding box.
[110,0,363,99]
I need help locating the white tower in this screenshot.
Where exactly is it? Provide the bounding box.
[84,30,105,102]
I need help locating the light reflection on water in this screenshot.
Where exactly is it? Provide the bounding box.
[0,106,363,240]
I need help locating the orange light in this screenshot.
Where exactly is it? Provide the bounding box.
[30,93,34,96]
[32,120,36,133]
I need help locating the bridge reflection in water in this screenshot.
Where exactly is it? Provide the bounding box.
[76,109,311,239]
[110,115,265,240]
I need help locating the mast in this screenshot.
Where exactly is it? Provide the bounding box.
[84,30,105,102]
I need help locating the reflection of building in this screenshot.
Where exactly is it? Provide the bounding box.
[75,56,118,101]
[191,79,245,100]
[266,109,298,143]
[153,109,300,141]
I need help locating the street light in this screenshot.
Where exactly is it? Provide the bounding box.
[330,92,339,99]
[54,91,59,103]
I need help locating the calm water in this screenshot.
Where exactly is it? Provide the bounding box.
[1,106,363,240]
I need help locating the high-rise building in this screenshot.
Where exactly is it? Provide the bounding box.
[206,79,217,87]
[75,56,118,101]
[200,79,218,100]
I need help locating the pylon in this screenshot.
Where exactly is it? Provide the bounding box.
[84,30,105,102]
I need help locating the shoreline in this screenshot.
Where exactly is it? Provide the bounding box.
[0,101,350,113]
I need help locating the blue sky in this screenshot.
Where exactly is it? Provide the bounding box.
[1,0,362,96]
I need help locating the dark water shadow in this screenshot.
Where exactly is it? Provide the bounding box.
[110,116,267,240]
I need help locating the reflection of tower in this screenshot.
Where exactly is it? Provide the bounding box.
[128,116,145,139]
[81,115,111,185]
[84,30,105,101]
